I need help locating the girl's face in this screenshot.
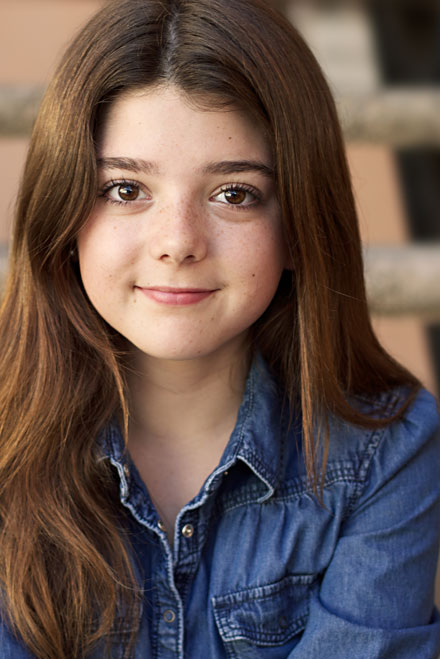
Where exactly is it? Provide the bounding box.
[78,85,285,363]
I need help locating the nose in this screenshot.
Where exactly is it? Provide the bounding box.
[149,198,208,265]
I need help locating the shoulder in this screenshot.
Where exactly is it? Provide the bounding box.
[280,387,440,513]
[325,386,439,464]
[327,387,440,518]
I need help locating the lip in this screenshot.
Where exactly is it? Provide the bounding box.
[135,286,217,306]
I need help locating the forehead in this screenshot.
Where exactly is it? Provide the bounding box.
[96,85,272,166]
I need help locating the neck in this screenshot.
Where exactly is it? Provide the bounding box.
[125,341,251,539]
[127,340,250,451]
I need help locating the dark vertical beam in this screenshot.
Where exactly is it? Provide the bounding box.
[369,0,440,84]
[368,0,440,391]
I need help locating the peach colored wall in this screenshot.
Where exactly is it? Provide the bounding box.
[0,1,104,85]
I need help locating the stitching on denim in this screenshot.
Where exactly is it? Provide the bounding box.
[212,575,314,645]
[213,573,317,604]
[216,615,307,645]
[344,427,384,518]
[212,463,358,518]
[210,480,272,517]
[344,391,400,517]
[277,405,289,491]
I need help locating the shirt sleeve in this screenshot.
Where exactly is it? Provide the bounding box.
[291,389,440,659]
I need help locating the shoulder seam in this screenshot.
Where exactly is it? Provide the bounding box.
[344,390,403,517]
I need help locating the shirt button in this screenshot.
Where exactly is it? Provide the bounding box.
[163,609,176,623]
[158,519,166,531]
[279,615,288,629]
[182,523,194,538]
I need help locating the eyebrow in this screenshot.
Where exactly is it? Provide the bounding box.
[202,160,274,178]
[97,157,159,174]
[97,156,274,179]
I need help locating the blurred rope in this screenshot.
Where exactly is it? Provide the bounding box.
[0,85,44,137]
[363,245,440,317]
[337,88,440,147]
[2,85,440,146]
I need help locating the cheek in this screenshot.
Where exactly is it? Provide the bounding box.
[235,222,284,276]
[228,225,285,305]
[77,216,137,287]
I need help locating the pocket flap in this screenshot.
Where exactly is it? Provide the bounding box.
[212,574,316,646]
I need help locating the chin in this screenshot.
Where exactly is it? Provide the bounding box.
[130,341,217,362]
[128,330,248,364]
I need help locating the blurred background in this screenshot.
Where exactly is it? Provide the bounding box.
[1,0,439,597]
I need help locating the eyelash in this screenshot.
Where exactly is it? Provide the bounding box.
[97,179,263,209]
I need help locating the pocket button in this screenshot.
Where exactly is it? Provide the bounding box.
[279,615,288,629]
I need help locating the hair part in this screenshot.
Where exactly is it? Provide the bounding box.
[0,0,419,655]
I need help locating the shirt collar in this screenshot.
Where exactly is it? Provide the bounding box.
[211,353,288,499]
[99,354,290,503]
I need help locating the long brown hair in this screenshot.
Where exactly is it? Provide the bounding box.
[0,0,419,655]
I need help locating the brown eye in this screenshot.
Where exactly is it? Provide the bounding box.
[100,180,148,205]
[224,189,247,205]
[118,184,139,201]
[212,185,260,208]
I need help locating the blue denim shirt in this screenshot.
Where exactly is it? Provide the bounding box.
[2,356,440,658]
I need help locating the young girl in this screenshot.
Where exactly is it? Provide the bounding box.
[0,0,439,657]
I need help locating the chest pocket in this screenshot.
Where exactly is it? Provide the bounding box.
[212,574,316,659]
